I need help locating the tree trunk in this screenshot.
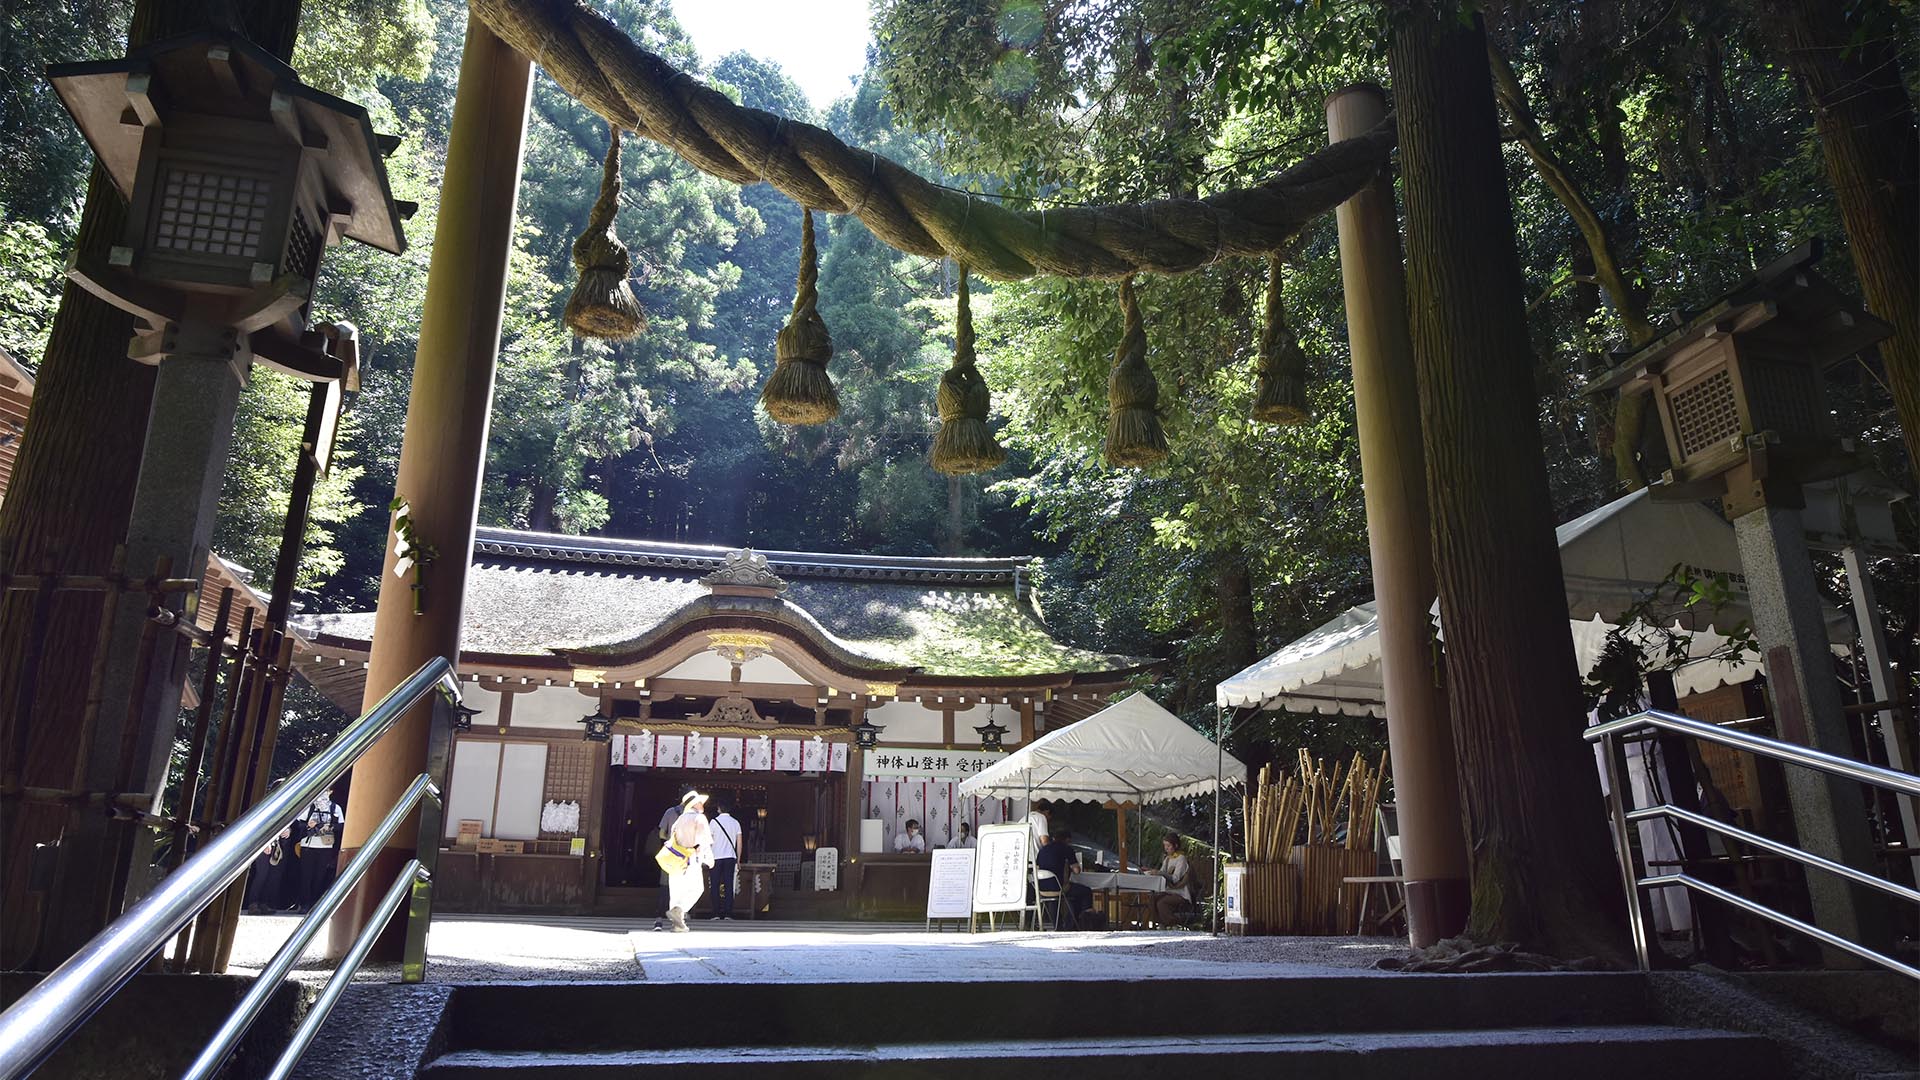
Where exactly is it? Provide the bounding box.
[1390,9,1629,961]
[1215,548,1256,676]
[0,0,303,968]
[943,475,964,555]
[1485,42,1657,490]
[1757,0,1920,480]
[528,479,557,533]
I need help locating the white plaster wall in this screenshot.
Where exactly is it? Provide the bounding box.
[508,684,601,730]
[656,650,809,684]
[864,699,944,744]
[457,685,505,727]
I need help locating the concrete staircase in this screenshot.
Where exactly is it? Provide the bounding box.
[415,973,1782,1079]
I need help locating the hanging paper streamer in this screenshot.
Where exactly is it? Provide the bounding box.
[654,734,686,769]
[744,736,773,771]
[686,732,715,770]
[773,738,802,771]
[802,736,829,772]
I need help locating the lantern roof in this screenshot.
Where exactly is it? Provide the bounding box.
[1586,240,1891,396]
[47,29,406,255]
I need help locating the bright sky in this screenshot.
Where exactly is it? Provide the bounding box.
[670,0,874,111]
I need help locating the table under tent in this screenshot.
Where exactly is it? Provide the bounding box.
[1214,486,1855,939]
[957,692,1248,928]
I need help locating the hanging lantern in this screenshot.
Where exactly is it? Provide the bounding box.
[930,266,1007,475]
[759,208,838,424]
[1251,254,1310,424]
[579,708,614,743]
[1105,275,1168,468]
[852,715,885,750]
[974,706,1009,751]
[563,123,645,340]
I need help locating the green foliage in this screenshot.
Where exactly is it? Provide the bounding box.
[0,211,63,366]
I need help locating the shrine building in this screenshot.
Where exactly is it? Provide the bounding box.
[293,528,1148,917]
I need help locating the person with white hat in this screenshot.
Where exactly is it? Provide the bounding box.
[661,789,714,932]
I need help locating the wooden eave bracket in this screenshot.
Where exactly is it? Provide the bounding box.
[251,324,344,384]
[229,272,312,334]
[64,250,180,327]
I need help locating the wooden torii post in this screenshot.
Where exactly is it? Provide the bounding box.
[328,13,533,958]
[333,3,1460,955]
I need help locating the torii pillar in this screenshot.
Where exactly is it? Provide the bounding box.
[328,15,532,958]
[1327,85,1471,945]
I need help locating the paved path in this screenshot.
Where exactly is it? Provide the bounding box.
[230,914,1407,984]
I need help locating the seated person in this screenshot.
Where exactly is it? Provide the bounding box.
[1152,833,1194,926]
[894,818,927,853]
[950,822,975,848]
[1035,827,1094,929]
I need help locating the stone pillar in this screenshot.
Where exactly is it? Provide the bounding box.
[327,15,532,958]
[1735,506,1886,951]
[40,331,246,959]
[1841,544,1919,879]
[1326,84,1470,946]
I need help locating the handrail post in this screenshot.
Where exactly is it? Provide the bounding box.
[401,683,458,983]
[1599,731,1651,971]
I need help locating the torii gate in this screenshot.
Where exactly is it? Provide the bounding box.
[329,4,1469,954]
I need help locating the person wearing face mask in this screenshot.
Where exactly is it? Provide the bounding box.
[894,818,927,854]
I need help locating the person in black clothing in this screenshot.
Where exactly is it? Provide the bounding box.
[1036,828,1093,930]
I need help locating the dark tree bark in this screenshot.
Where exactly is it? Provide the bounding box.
[1390,9,1629,961]
[0,0,303,968]
[1756,0,1920,480]
[1215,548,1257,676]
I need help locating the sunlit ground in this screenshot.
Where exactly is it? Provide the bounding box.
[227,913,1406,984]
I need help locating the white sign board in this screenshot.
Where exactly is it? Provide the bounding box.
[865,748,1008,780]
[970,823,1031,914]
[926,848,975,919]
[1223,865,1246,925]
[814,847,840,892]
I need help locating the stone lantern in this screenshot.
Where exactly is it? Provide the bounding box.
[1587,239,1894,947]
[1589,241,1882,518]
[36,29,411,937]
[49,29,408,377]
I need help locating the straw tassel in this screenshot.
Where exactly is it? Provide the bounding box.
[930,267,1007,475]
[564,123,645,340]
[1251,254,1310,424]
[759,208,839,424]
[1105,275,1168,468]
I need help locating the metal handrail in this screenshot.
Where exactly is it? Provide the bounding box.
[1585,707,1920,980]
[0,656,463,1080]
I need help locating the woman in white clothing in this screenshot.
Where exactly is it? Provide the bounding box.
[664,790,714,931]
[1152,833,1193,927]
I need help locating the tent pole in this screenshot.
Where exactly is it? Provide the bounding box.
[1213,706,1224,936]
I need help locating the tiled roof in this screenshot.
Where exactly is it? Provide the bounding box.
[297,528,1146,681]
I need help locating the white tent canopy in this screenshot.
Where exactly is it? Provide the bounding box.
[957,691,1247,804]
[1216,488,1850,714]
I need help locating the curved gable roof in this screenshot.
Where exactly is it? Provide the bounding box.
[297,528,1148,682]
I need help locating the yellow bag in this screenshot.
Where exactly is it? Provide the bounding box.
[655,842,692,876]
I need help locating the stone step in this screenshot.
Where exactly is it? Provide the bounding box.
[420,1025,1780,1080]
[439,973,1657,1053]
